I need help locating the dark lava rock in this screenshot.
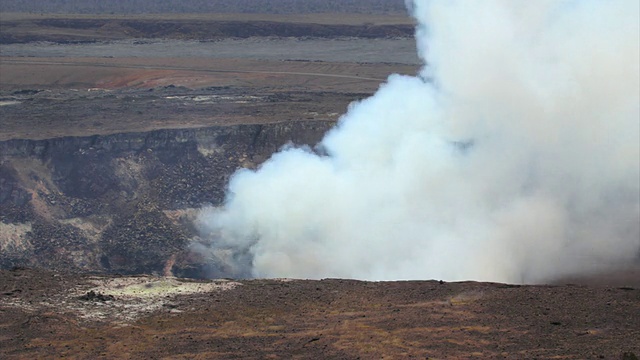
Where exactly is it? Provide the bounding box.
[78,290,115,302]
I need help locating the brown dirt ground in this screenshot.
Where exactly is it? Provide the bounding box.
[0,57,416,92]
[0,57,417,140]
[1,268,639,359]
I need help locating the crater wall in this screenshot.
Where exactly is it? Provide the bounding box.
[0,121,333,277]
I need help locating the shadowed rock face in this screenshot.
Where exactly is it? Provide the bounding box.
[0,121,333,277]
[0,164,31,212]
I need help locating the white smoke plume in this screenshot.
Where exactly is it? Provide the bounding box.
[195,0,640,283]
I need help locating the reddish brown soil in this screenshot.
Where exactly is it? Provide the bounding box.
[0,57,416,92]
[0,57,416,140]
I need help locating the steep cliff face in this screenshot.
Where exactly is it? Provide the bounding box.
[0,121,333,277]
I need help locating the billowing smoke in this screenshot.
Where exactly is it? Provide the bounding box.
[195,0,640,283]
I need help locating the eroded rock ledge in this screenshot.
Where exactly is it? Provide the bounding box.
[0,121,333,276]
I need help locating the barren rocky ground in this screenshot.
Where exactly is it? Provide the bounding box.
[1,10,639,359]
[1,267,639,359]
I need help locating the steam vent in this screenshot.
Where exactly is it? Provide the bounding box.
[1,0,638,358]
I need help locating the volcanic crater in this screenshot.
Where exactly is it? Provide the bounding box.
[1,3,639,359]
